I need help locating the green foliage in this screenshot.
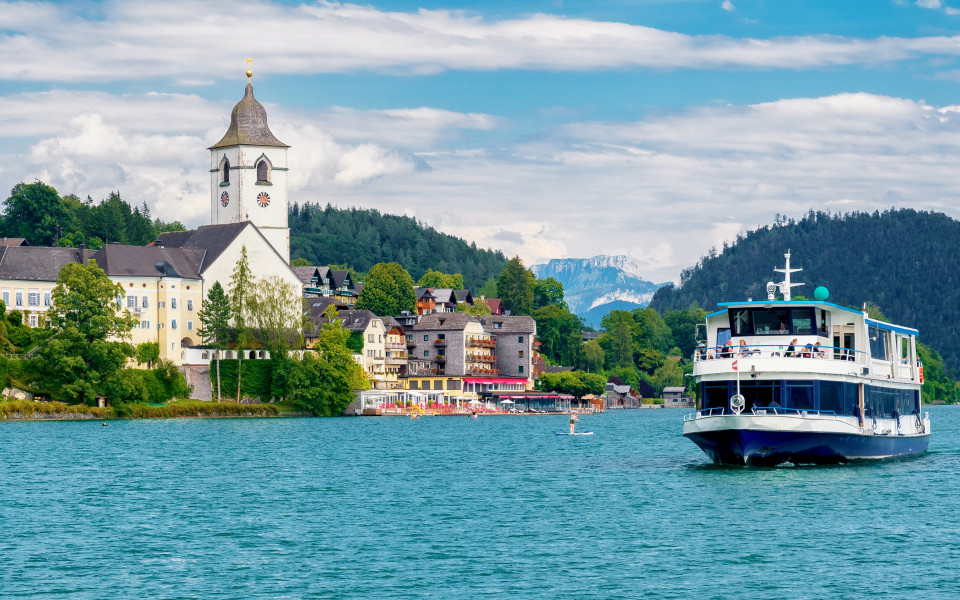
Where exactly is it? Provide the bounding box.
[250,274,305,355]
[1,182,183,247]
[601,311,636,368]
[288,203,506,288]
[135,342,160,367]
[582,339,605,373]
[456,300,492,316]
[0,399,111,418]
[534,304,584,365]
[533,276,566,310]
[663,305,707,359]
[291,257,312,267]
[477,278,498,299]
[288,312,369,415]
[356,262,416,316]
[210,359,274,401]
[537,371,605,398]
[197,282,232,350]
[30,261,137,404]
[104,363,189,405]
[497,256,536,316]
[652,357,684,395]
[918,343,960,404]
[649,208,960,374]
[417,269,464,290]
[346,331,364,353]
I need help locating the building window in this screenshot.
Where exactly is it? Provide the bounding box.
[28,292,40,306]
[158,301,165,308]
[29,314,38,327]
[519,366,524,374]
[157,323,163,329]
[171,298,177,309]
[368,333,374,342]
[15,291,23,306]
[171,320,177,329]
[423,350,429,357]
[187,321,193,330]
[221,157,230,183]
[423,335,428,341]
[187,299,193,311]
[518,336,524,343]
[127,295,138,308]
[142,296,149,308]
[256,160,269,183]
[141,320,149,329]
[2,291,8,305]
[43,292,51,306]
[518,350,524,358]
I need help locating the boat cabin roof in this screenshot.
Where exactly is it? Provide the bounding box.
[706,300,918,337]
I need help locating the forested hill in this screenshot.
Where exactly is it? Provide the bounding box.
[649,209,960,372]
[289,203,507,288]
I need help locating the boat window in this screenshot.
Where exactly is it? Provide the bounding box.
[901,337,910,361]
[864,386,896,418]
[819,381,842,414]
[716,328,731,348]
[738,380,781,411]
[701,382,729,410]
[731,309,751,335]
[751,309,790,335]
[790,308,815,335]
[869,325,888,361]
[785,381,814,410]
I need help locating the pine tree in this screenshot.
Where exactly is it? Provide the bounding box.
[198,282,232,402]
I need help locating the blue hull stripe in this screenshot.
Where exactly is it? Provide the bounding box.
[685,429,930,466]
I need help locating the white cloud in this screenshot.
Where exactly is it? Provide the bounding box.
[722,1,735,11]
[917,0,942,8]
[4,0,960,82]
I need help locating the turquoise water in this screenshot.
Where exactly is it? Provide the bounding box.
[2,407,960,599]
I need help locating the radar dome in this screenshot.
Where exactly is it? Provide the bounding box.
[814,286,829,301]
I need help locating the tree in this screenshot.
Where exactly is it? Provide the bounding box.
[250,274,306,400]
[229,245,255,402]
[497,256,535,315]
[477,277,498,299]
[288,307,369,415]
[30,261,138,404]
[534,304,584,365]
[582,339,604,373]
[291,257,311,267]
[3,181,67,246]
[602,311,636,368]
[356,262,416,316]
[136,342,160,369]
[533,276,566,309]
[197,281,232,402]
[417,269,464,290]
[652,357,684,395]
[456,300,492,316]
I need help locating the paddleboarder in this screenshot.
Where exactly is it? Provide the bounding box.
[569,412,578,435]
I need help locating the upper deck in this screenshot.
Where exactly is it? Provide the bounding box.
[693,300,922,386]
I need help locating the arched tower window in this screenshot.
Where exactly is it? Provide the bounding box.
[256,160,269,183]
[220,156,230,184]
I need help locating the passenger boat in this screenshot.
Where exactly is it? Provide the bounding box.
[682,252,930,466]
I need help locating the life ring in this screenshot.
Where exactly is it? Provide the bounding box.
[730,394,745,415]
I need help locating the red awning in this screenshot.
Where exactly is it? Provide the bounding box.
[462,377,527,385]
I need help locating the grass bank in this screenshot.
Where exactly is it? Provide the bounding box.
[1,398,310,420]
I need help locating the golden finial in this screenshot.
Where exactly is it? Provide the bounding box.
[245,57,253,83]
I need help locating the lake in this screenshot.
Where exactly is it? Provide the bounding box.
[2,407,959,598]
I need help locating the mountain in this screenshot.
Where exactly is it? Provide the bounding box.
[531,255,667,327]
[649,208,960,373]
[289,203,507,288]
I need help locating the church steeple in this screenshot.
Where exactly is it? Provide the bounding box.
[208,64,291,264]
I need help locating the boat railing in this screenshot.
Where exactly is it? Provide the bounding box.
[694,344,865,363]
[684,406,843,421]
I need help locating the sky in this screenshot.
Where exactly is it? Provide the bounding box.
[3,0,960,283]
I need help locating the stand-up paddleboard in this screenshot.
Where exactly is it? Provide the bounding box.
[555,431,594,436]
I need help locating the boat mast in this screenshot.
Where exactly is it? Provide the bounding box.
[773,250,804,301]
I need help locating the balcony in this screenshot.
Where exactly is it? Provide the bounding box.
[435,355,446,362]
[406,339,416,347]
[468,354,497,363]
[466,367,499,376]
[433,338,446,346]
[386,356,407,365]
[466,338,497,348]
[386,341,406,350]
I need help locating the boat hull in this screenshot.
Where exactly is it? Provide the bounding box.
[684,428,929,466]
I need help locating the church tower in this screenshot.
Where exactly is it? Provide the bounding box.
[209,65,290,263]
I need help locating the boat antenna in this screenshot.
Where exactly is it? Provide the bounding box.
[773,250,804,301]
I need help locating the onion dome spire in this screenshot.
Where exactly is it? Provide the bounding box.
[209,61,288,149]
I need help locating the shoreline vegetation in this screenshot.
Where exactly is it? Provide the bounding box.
[0,399,309,421]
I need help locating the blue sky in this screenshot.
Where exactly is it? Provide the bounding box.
[3,0,960,281]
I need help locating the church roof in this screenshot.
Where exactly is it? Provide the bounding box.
[91,245,205,279]
[0,246,86,282]
[154,222,252,273]
[209,83,289,150]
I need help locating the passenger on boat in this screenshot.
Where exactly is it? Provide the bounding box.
[721,339,734,358]
[785,339,798,357]
[803,343,814,358]
[696,344,709,361]
[738,339,748,356]
[814,342,824,358]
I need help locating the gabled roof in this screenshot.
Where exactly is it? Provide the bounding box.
[354,281,363,295]
[415,287,436,301]
[477,315,536,334]
[330,269,352,289]
[484,298,502,314]
[454,289,473,303]
[0,238,27,247]
[154,222,254,274]
[92,245,205,279]
[314,309,379,333]
[413,312,477,331]
[0,246,85,282]
[430,288,457,304]
[381,316,404,333]
[209,83,289,149]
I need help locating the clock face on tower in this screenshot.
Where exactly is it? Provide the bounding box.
[257,192,271,207]
[220,191,229,207]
